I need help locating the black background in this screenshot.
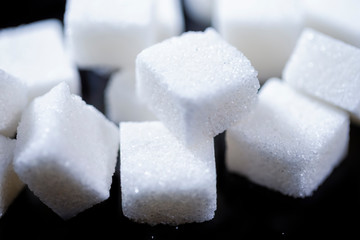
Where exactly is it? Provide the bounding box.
[0,1,359,239]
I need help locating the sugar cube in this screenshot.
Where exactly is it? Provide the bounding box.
[120,121,216,225]
[226,78,349,197]
[0,69,28,137]
[0,19,80,100]
[64,0,155,69]
[302,0,360,48]
[0,135,24,218]
[105,70,157,122]
[213,0,303,81]
[283,28,360,122]
[184,0,213,26]
[155,0,184,42]
[14,82,119,219]
[136,28,259,146]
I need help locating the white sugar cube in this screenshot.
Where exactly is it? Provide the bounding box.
[213,0,303,81]
[0,70,28,137]
[14,83,119,219]
[283,28,360,122]
[120,121,216,225]
[0,136,24,218]
[136,28,259,146]
[64,0,155,69]
[302,0,360,48]
[105,70,157,122]
[226,78,349,198]
[155,0,184,42]
[184,0,214,26]
[0,19,80,100]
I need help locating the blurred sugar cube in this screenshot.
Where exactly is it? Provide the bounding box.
[14,83,119,219]
[302,0,360,48]
[65,0,155,69]
[0,136,24,218]
[0,19,80,100]
[65,0,184,69]
[155,0,184,42]
[120,121,216,225]
[213,0,303,82]
[226,79,349,197]
[0,69,28,137]
[105,70,157,122]
[136,28,259,146]
[283,28,360,122]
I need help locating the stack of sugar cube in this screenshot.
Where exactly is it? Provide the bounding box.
[103,0,184,122]
[0,0,186,221]
[226,28,360,197]
[1,0,359,225]
[0,63,119,219]
[0,18,84,218]
[120,28,260,225]
[136,28,260,146]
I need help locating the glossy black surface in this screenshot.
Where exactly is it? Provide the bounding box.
[1,1,359,239]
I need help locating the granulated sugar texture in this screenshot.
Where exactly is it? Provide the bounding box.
[136,28,259,146]
[13,83,119,219]
[0,69,28,137]
[120,122,216,225]
[226,79,349,197]
[1,0,360,231]
[0,135,24,218]
[0,19,80,100]
[284,28,360,122]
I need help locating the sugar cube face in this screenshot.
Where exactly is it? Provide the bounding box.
[105,70,157,122]
[283,28,360,122]
[0,69,28,137]
[65,0,155,69]
[0,136,24,218]
[302,0,360,48]
[226,78,349,198]
[136,28,259,146]
[0,19,80,100]
[213,0,303,81]
[155,0,184,42]
[120,122,216,225]
[184,0,213,25]
[14,83,119,219]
